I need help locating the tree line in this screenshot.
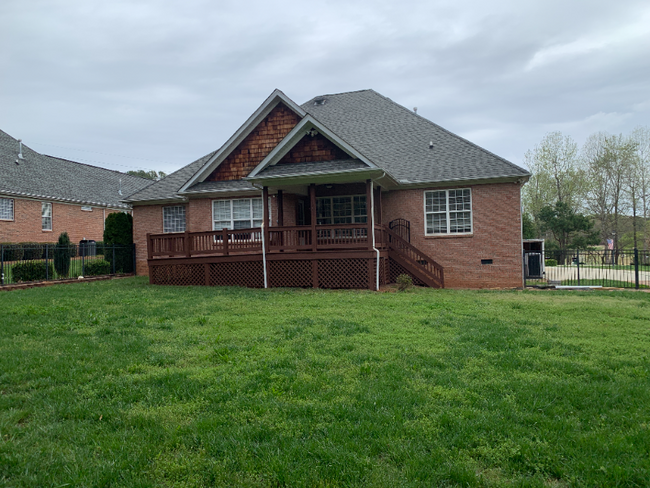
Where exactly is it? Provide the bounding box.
[522,127,650,251]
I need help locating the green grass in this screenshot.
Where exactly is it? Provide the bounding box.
[1,278,649,487]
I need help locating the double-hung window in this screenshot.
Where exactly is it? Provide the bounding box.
[0,198,14,221]
[425,189,472,235]
[163,206,186,233]
[42,202,52,231]
[316,195,367,224]
[212,198,263,230]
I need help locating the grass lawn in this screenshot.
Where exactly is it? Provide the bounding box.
[1,278,649,487]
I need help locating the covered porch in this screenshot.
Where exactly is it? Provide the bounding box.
[147,179,444,289]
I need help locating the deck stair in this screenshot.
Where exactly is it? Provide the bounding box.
[381,226,444,288]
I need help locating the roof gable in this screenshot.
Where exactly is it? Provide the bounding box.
[179,89,306,192]
[246,115,378,180]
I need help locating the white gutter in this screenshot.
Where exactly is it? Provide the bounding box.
[261,221,268,288]
[252,183,269,288]
[370,173,386,291]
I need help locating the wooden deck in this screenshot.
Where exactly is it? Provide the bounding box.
[147,224,444,289]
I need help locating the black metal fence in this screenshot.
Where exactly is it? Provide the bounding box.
[0,243,135,286]
[524,248,649,289]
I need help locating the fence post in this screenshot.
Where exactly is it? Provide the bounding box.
[635,248,640,290]
[81,247,85,277]
[1,244,3,285]
[46,244,49,281]
[576,249,580,286]
[133,243,136,276]
[112,245,116,274]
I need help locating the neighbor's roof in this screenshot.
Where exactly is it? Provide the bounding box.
[0,129,152,208]
[301,89,529,184]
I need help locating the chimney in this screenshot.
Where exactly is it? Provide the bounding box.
[18,139,24,159]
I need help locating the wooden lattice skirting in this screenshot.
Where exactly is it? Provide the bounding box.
[148,253,404,290]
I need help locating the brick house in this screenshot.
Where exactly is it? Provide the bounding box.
[125,89,530,289]
[0,129,151,244]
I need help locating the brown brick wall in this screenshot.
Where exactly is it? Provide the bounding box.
[207,103,301,181]
[188,199,212,232]
[382,183,523,288]
[0,197,121,244]
[133,204,167,276]
[278,134,348,164]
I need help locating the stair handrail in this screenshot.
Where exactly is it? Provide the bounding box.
[383,225,444,287]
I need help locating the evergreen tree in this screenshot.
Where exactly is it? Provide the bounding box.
[103,213,134,273]
[53,232,72,277]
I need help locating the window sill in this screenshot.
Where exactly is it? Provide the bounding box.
[0,218,14,222]
[42,230,53,232]
[424,233,473,239]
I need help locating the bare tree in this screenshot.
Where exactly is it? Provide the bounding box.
[583,133,636,253]
[522,132,584,231]
[632,126,650,250]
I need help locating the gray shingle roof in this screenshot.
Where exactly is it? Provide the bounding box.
[0,129,151,208]
[255,160,369,178]
[183,179,257,194]
[122,89,529,204]
[301,90,529,184]
[124,150,217,203]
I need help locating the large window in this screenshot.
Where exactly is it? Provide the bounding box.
[316,195,367,224]
[425,189,472,235]
[163,206,186,233]
[0,198,14,221]
[41,202,52,231]
[213,198,263,230]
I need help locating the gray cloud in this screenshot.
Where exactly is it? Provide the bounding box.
[1,0,648,173]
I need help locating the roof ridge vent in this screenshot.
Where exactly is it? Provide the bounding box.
[314,98,327,106]
[17,139,24,159]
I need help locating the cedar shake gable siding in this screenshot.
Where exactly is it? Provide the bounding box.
[207,103,301,181]
[278,133,349,165]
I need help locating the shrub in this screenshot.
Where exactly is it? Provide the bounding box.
[95,241,105,256]
[21,243,45,260]
[545,259,558,267]
[396,273,413,291]
[54,233,72,277]
[11,261,55,282]
[1,244,24,262]
[84,259,111,276]
[104,213,133,273]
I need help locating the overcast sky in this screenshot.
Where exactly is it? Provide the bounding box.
[1,0,649,175]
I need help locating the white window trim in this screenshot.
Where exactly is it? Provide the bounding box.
[42,202,52,231]
[0,198,14,221]
[81,206,93,212]
[316,194,367,225]
[212,198,264,231]
[424,188,473,236]
[162,205,186,233]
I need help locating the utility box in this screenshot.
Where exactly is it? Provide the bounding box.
[79,240,96,257]
[523,239,544,279]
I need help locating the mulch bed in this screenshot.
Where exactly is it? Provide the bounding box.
[0,274,135,292]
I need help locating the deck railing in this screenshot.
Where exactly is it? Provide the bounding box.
[378,226,445,287]
[148,224,388,259]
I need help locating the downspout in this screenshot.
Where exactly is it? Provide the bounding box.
[252,183,269,288]
[370,173,386,291]
[261,221,268,288]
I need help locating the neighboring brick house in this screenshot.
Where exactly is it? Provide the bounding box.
[0,129,152,244]
[125,89,530,289]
